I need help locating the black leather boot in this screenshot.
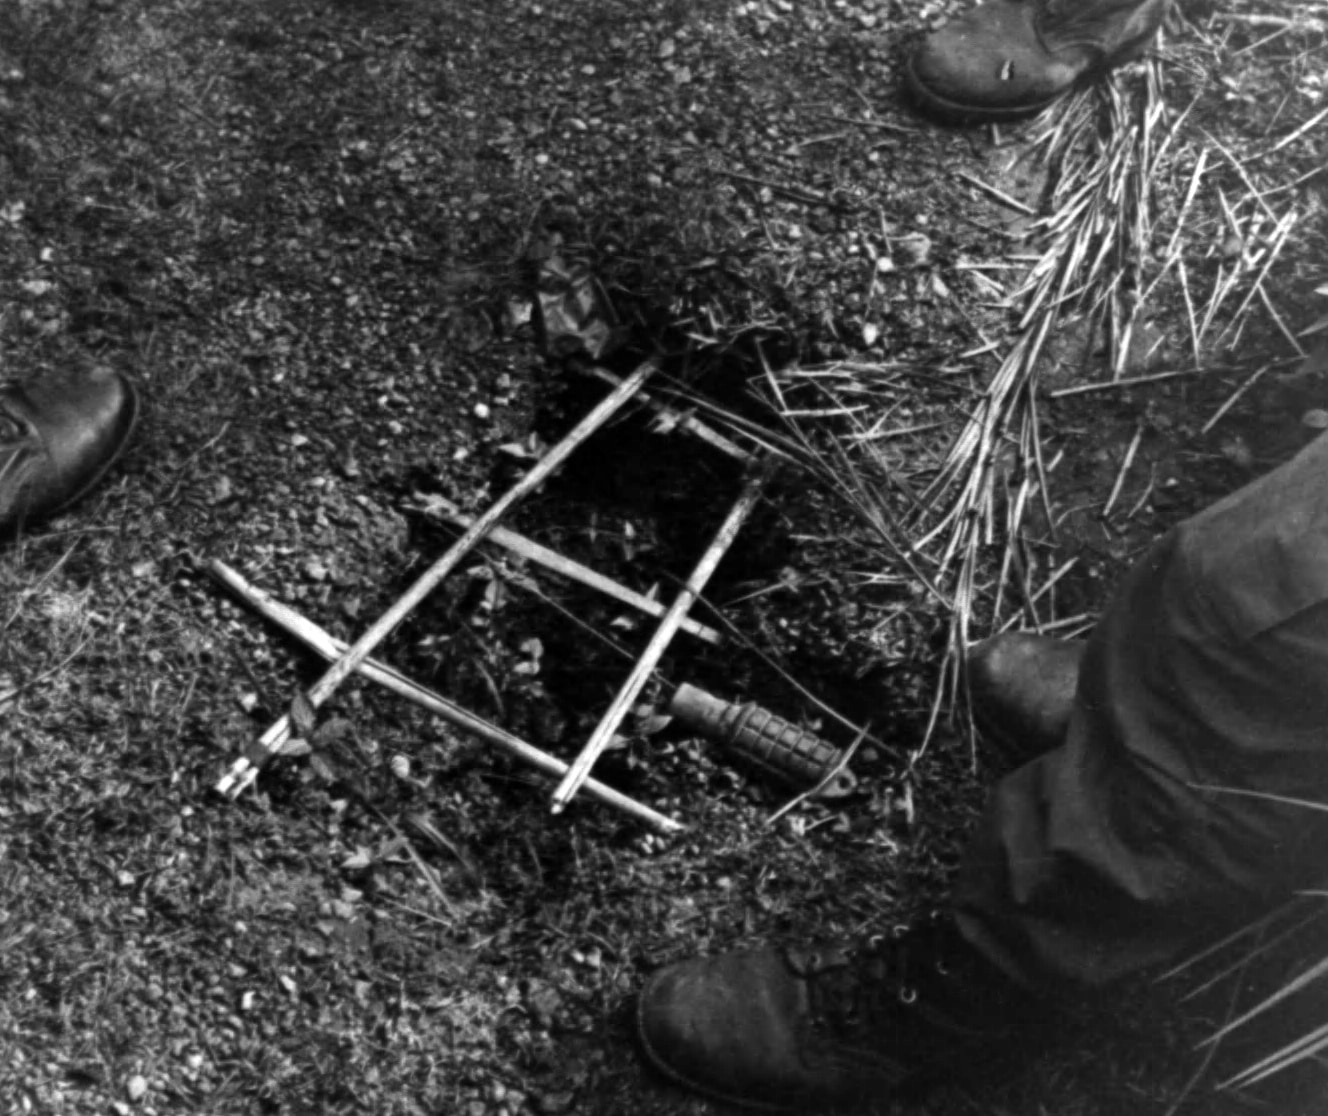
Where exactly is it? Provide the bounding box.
[907,0,1170,124]
[0,365,139,535]
[637,914,1049,1110]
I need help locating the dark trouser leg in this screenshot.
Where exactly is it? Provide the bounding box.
[955,434,1328,988]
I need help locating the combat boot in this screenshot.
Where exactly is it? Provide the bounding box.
[907,0,1170,124]
[0,365,139,535]
[637,914,1050,1110]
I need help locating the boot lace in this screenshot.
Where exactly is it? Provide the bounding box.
[793,922,947,1040]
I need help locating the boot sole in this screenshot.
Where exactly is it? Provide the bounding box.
[904,33,1160,126]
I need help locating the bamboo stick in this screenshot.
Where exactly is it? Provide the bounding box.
[209,560,684,833]
[432,508,723,646]
[217,359,657,797]
[579,365,752,462]
[954,170,1036,217]
[1101,423,1143,519]
[1046,366,1204,399]
[550,459,773,813]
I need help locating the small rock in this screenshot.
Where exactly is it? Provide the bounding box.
[126,1074,148,1102]
[895,232,932,267]
[534,1090,574,1114]
[523,980,562,1027]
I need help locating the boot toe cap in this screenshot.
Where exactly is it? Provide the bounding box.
[637,949,815,1110]
[907,2,1080,122]
[0,366,139,532]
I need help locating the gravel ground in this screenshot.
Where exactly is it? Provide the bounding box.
[1,0,1326,1114]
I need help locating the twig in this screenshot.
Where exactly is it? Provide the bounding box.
[954,170,1037,217]
[0,627,99,708]
[1216,207,1299,350]
[716,167,838,209]
[787,132,849,150]
[816,112,915,135]
[1258,284,1307,358]
[425,504,724,646]
[372,808,459,918]
[1101,423,1144,519]
[997,557,1080,632]
[765,724,869,827]
[1201,363,1270,435]
[1036,611,1093,633]
[578,364,752,462]
[848,420,947,442]
[0,537,80,634]
[1141,145,1208,305]
[162,419,233,502]
[1178,259,1201,367]
[1261,104,1328,158]
[216,359,657,797]
[1213,12,1327,32]
[1046,366,1205,398]
[208,559,684,833]
[1125,463,1157,520]
[550,459,774,812]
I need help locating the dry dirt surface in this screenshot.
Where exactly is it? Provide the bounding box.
[1,1,1326,1114]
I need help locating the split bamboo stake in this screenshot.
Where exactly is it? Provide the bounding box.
[209,559,683,833]
[550,458,774,813]
[579,365,752,463]
[217,358,657,797]
[431,507,724,646]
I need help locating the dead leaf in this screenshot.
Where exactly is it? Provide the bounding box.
[290,692,316,735]
[278,738,312,757]
[341,847,373,871]
[309,754,337,783]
